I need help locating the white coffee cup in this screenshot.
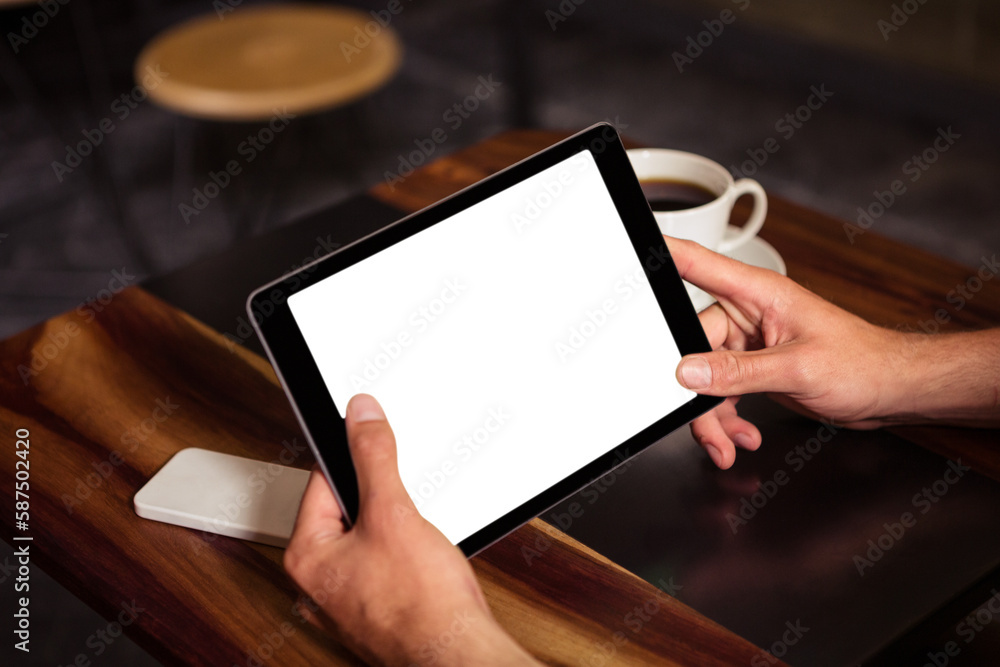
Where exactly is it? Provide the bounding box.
[627,148,767,253]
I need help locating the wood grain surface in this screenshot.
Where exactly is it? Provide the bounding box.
[3,128,998,666]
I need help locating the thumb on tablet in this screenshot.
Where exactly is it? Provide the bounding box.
[345,394,415,512]
[676,347,797,397]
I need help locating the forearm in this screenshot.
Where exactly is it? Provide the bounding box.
[890,329,1000,427]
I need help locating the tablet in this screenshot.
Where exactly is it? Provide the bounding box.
[249,123,721,555]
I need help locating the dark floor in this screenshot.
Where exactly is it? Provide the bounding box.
[2,0,998,665]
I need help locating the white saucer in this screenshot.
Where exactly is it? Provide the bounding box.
[684,227,786,312]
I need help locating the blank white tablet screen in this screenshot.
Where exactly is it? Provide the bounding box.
[288,150,694,544]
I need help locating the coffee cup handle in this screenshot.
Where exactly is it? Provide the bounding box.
[718,178,767,254]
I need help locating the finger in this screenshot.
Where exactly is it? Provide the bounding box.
[715,403,762,451]
[698,302,758,354]
[676,344,804,397]
[689,411,736,469]
[345,394,414,511]
[698,303,730,350]
[285,467,347,578]
[290,467,346,543]
[664,236,778,315]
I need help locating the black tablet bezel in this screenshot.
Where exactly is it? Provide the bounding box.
[249,123,722,556]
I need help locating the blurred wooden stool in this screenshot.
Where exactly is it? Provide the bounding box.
[134,3,402,237]
[135,3,402,121]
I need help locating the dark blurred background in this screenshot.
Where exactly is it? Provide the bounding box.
[1,0,998,664]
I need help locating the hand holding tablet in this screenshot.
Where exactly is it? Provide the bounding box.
[250,124,721,555]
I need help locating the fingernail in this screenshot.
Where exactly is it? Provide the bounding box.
[348,394,385,422]
[705,443,722,466]
[734,433,754,449]
[679,357,712,389]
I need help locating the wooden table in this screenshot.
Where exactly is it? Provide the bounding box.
[2,130,998,666]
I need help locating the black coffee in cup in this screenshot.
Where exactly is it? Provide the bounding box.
[639,178,717,212]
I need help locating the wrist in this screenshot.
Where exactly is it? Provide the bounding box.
[874,329,929,424]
